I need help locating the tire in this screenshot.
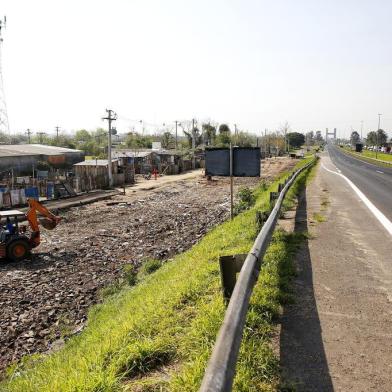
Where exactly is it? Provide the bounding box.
[7,239,31,262]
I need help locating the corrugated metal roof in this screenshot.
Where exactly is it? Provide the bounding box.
[113,150,152,158]
[0,147,36,157]
[74,159,118,167]
[0,144,82,157]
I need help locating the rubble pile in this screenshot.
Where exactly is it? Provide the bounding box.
[0,157,297,372]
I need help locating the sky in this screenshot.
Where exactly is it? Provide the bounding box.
[1,0,391,139]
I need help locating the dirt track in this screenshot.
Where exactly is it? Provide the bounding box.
[0,157,297,372]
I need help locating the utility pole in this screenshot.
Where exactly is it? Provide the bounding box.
[102,109,117,188]
[36,131,46,144]
[376,113,382,159]
[192,118,196,150]
[191,119,196,169]
[25,128,32,144]
[234,124,238,146]
[55,126,60,145]
[264,129,267,158]
[360,120,363,141]
[175,120,178,150]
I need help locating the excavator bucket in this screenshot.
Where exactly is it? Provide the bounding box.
[39,217,58,230]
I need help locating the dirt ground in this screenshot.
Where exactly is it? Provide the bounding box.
[0,157,297,372]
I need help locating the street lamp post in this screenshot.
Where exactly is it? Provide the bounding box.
[376,113,382,159]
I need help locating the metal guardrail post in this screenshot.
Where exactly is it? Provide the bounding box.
[219,254,247,303]
[199,159,316,392]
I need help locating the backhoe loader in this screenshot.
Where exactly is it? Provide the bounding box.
[0,199,61,262]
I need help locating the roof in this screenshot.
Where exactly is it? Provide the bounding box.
[0,210,25,217]
[74,159,119,167]
[113,150,153,158]
[0,144,83,157]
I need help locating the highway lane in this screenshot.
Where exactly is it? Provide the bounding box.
[326,144,392,221]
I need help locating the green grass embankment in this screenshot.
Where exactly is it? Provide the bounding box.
[3,157,317,392]
[341,147,392,167]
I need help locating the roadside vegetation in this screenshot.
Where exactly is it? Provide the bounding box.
[358,149,392,162]
[341,147,392,168]
[2,157,316,392]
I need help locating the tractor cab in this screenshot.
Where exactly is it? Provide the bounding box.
[0,210,30,261]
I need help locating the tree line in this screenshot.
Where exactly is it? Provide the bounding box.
[0,123,325,158]
[350,129,390,146]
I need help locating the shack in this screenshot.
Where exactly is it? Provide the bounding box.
[113,150,156,174]
[73,159,122,191]
[0,144,84,175]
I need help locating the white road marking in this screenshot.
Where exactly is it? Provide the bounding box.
[376,170,384,174]
[321,163,392,236]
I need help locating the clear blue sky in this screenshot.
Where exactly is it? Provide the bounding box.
[1,0,392,139]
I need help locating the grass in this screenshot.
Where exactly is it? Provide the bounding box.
[341,147,392,168]
[313,213,326,223]
[361,149,392,162]
[2,157,317,392]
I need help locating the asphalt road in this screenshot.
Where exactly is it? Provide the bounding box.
[327,144,392,221]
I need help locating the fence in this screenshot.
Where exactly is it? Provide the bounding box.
[199,157,316,392]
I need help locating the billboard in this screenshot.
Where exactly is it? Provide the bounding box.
[205,147,261,177]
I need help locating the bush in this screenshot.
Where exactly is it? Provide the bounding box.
[122,263,138,286]
[139,259,162,277]
[233,187,256,216]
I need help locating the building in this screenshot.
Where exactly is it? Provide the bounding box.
[0,144,84,175]
[73,158,134,191]
[113,149,185,174]
[112,150,156,174]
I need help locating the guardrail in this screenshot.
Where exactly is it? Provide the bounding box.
[200,158,316,392]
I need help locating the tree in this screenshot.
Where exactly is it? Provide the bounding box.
[125,132,153,149]
[217,124,231,146]
[305,131,314,146]
[287,132,305,149]
[279,121,291,152]
[314,131,324,144]
[366,131,377,145]
[350,131,360,146]
[377,129,388,145]
[161,131,175,149]
[366,129,387,146]
[202,123,216,146]
[236,131,257,147]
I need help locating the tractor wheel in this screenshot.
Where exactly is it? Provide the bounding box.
[7,239,31,262]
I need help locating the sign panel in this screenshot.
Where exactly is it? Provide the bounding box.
[233,148,260,177]
[205,148,230,176]
[205,147,260,177]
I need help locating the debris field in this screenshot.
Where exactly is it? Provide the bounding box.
[0,157,297,372]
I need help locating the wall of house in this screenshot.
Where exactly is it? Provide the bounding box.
[0,155,40,176]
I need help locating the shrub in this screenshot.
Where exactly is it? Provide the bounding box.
[233,187,256,216]
[122,263,138,286]
[139,259,162,277]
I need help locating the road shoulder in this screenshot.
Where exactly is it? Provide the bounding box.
[280,154,392,391]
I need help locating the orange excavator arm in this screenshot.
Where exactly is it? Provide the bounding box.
[25,199,61,248]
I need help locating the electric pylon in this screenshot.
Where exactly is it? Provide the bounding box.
[0,16,10,137]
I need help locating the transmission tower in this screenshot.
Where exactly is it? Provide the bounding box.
[0,16,10,137]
